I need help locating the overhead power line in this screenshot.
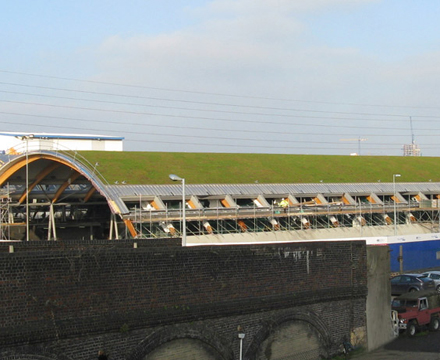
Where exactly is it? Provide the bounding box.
[1,69,439,110]
[0,111,408,136]
[0,87,425,121]
[2,69,440,155]
[0,82,423,119]
[0,99,428,132]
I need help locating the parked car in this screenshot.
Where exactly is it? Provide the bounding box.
[390,274,435,295]
[422,271,440,292]
[391,290,440,336]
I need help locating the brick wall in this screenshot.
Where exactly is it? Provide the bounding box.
[0,239,367,359]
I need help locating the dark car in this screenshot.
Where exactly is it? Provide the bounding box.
[390,274,435,295]
[422,271,440,292]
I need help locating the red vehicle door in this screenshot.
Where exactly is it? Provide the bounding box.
[418,298,431,325]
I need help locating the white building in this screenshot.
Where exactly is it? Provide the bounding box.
[0,132,124,154]
[402,142,421,157]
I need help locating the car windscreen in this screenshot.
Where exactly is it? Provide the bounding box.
[392,299,402,307]
[392,299,418,308]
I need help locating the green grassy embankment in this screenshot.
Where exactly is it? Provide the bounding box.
[77,151,440,185]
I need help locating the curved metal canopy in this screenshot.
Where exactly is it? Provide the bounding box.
[0,150,124,214]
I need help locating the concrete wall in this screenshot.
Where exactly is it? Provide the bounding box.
[188,223,435,246]
[366,245,394,351]
[0,239,367,359]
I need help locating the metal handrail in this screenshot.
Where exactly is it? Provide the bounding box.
[4,142,110,186]
[129,202,422,222]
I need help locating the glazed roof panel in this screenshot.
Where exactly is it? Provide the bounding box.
[105,182,440,198]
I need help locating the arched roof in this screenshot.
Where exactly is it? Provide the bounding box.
[0,150,126,215]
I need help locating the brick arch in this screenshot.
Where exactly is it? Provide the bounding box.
[245,310,333,360]
[127,324,234,360]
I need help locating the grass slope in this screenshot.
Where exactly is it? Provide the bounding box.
[78,151,440,185]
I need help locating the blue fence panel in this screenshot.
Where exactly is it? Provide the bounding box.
[389,240,440,272]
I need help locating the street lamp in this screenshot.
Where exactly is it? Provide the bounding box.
[169,174,186,246]
[393,174,401,236]
[238,332,245,360]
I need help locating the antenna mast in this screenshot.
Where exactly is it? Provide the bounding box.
[410,116,415,144]
[339,137,367,155]
[403,116,421,156]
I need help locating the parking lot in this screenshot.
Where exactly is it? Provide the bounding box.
[355,330,440,359]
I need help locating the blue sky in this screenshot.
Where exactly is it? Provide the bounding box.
[2,0,440,157]
[309,1,440,61]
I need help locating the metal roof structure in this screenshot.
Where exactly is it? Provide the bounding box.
[105,182,440,199]
[1,150,440,241]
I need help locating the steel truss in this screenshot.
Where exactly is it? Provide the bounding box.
[127,203,440,239]
[0,189,10,240]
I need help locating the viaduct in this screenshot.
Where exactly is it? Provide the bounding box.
[0,238,384,360]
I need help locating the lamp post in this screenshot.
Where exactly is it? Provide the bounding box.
[238,333,245,360]
[169,174,186,246]
[393,174,401,236]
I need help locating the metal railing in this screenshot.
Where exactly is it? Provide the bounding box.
[126,201,438,239]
